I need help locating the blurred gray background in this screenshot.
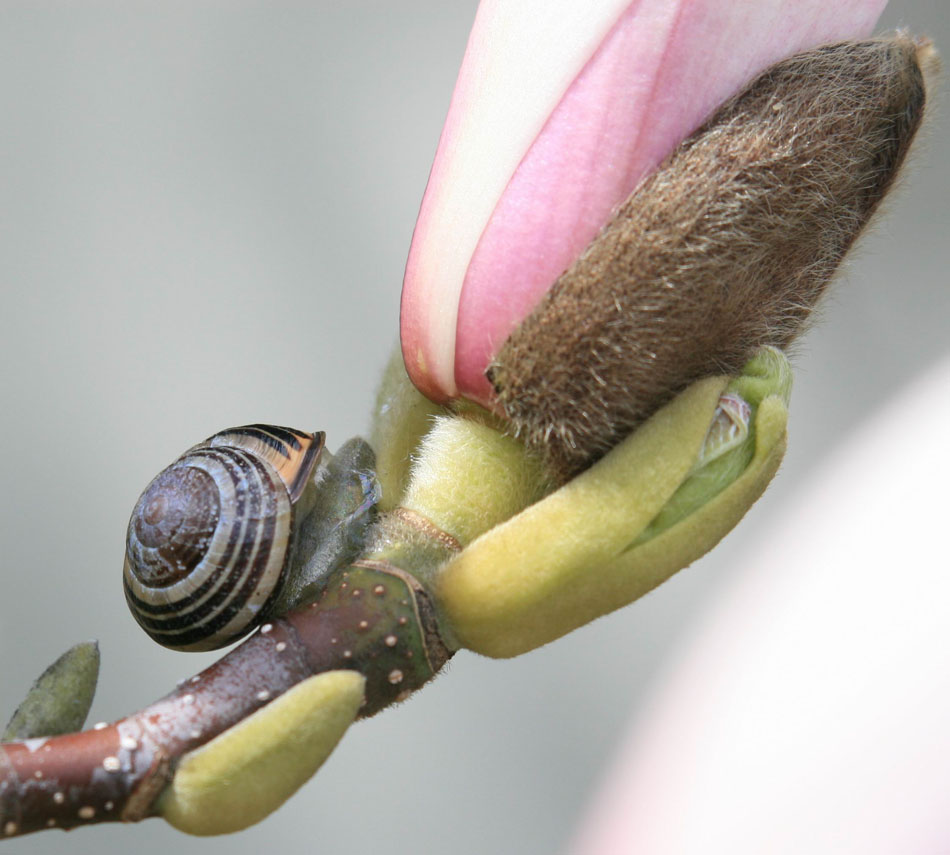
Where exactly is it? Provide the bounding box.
[0,2,945,853]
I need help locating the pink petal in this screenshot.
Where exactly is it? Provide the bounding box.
[570,356,950,855]
[402,0,631,402]
[402,0,886,405]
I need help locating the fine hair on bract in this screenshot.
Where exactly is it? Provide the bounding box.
[488,35,938,482]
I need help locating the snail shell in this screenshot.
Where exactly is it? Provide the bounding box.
[123,424,325,651]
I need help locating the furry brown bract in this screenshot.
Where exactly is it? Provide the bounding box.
[488,35,936,482]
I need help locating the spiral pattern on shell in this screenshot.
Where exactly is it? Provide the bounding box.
[124,425,324,651]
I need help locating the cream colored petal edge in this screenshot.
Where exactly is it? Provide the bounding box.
[402,0,630,399]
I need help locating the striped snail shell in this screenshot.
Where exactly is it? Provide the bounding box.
[123,424,325,652]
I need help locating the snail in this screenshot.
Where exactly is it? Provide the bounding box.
[123,424,325,651]
[123,425,446,716]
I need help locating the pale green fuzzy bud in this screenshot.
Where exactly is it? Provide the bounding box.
[401,416,550,558]
[3,642,99,740]
[159,671,364,836]
[435,349,790,657]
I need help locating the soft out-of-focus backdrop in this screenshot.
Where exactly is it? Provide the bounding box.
[0,3,945,853]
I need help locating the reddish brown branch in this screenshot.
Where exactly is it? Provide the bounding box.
[0,563,450,839]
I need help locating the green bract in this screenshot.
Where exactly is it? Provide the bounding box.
[159,671,365,836]
[433,348,790,656]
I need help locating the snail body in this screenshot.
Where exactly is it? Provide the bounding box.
[124,425,325,651]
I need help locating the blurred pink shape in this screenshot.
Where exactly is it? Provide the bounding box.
[571,356,950,855]
[401,0,886,405]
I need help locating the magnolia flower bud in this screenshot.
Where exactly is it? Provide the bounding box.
[491,35,934,479]
[401,1,934,482]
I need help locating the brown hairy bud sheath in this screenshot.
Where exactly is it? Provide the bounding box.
[488,35,936,482]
